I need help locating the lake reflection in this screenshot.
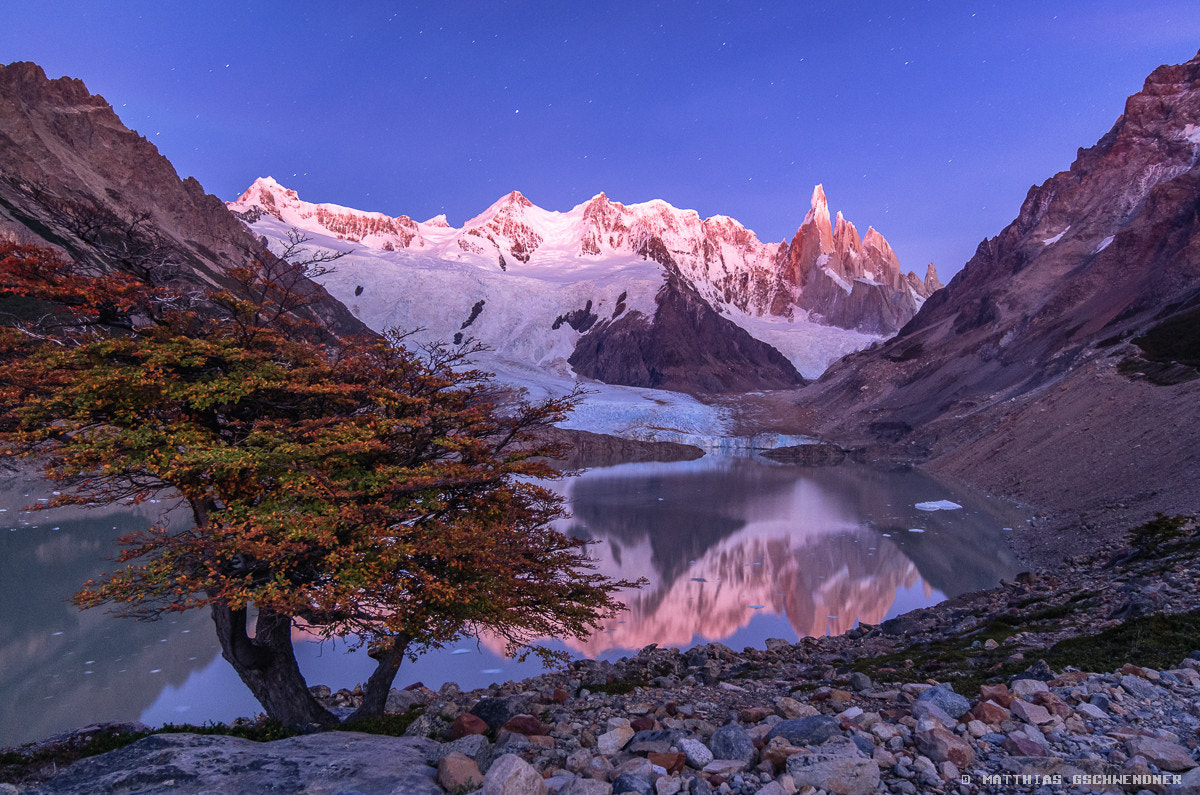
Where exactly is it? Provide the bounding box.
[554,458,1023,657]
[0,455,1025,746]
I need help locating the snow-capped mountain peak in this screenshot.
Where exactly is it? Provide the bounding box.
[230,176,426,251]
[228,180,941,394]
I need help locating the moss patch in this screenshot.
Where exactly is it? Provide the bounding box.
[1042,609,1200,674]
[589,677,648,695]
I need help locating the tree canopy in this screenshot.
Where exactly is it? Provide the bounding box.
[0,241,635,726]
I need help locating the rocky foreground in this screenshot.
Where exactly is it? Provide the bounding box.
[6,517,1200,795]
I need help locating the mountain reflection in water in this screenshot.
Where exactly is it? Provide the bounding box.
[551,457,1023,656]
[0,455,1024,745]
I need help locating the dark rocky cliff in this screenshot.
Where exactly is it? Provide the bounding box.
[802,49,1200,546]
[569,275,805,394]
[0,61,367,339]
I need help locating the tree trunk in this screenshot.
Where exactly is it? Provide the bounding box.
[345,634,411,723]
[210,602,337,728]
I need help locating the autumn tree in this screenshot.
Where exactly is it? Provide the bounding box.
[0,241,634,727]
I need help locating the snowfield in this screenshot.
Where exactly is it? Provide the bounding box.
[235,186,890,443]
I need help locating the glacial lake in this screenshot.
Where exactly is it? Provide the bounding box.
[0,454,1026,746]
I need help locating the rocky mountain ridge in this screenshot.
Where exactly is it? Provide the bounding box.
[0,62,367,339]
[798,48,1200,543]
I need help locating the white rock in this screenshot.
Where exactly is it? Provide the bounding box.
[482,753,548,795]
[677,737,713,769]
[1010,679,1050,699]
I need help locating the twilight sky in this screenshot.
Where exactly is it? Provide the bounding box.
[5,2,1200,280]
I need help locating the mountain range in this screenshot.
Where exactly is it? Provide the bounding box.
[227,177,939,393]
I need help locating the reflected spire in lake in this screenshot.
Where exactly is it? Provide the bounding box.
[540,456,1021,657]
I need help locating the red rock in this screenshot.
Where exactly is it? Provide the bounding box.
[979,683,1013,708]
[630,716,656,732]
[1010,699,1054,725]
[1031,691,1073,719]
[551,688,570,704]
[971,700,1011,725]
[1003,732,1048,757]
[740,707,772,723]
[649,752,686,773]
[500,713,547,736]
[916,726,975,767]
[449,713,488,739]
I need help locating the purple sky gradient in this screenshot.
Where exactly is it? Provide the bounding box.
[5,2,1200,279]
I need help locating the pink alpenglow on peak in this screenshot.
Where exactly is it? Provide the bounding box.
[229,179,938,336]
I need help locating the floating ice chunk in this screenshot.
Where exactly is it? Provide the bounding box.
[749,604,764,609]
[481,668,501,674]
[915,500,962,511]
[451,648,471,655]
[907,528,925,533]
[881,533,892,537]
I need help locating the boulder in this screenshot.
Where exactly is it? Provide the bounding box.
[500,713,548,736]
[597,726,636,756]
[482,753,548,795]
[767,715,841,746]
[560,777,615,795]
[677,737,713,769]
[437,752,482,792]
[915,725,975,767]
[915,685,971,718]
[786,750,881,795]
[32,732,442,794]
[1126,736,1199,771]
[612,773,655,795]
[971,699,1011,725]
[1009,700,1054,725]
[1002,731,1048,757]
[471,695,532,731]
[429,733,491,767]
[709,723,756,763]
[648,752,686,773]
[1009,679,1049,699]
[774,696,819,719]
[450,712,490,739]
[979,683,1013,708]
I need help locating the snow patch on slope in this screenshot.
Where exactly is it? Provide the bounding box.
[723,310,882,380]
[1043,226,1070,246]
